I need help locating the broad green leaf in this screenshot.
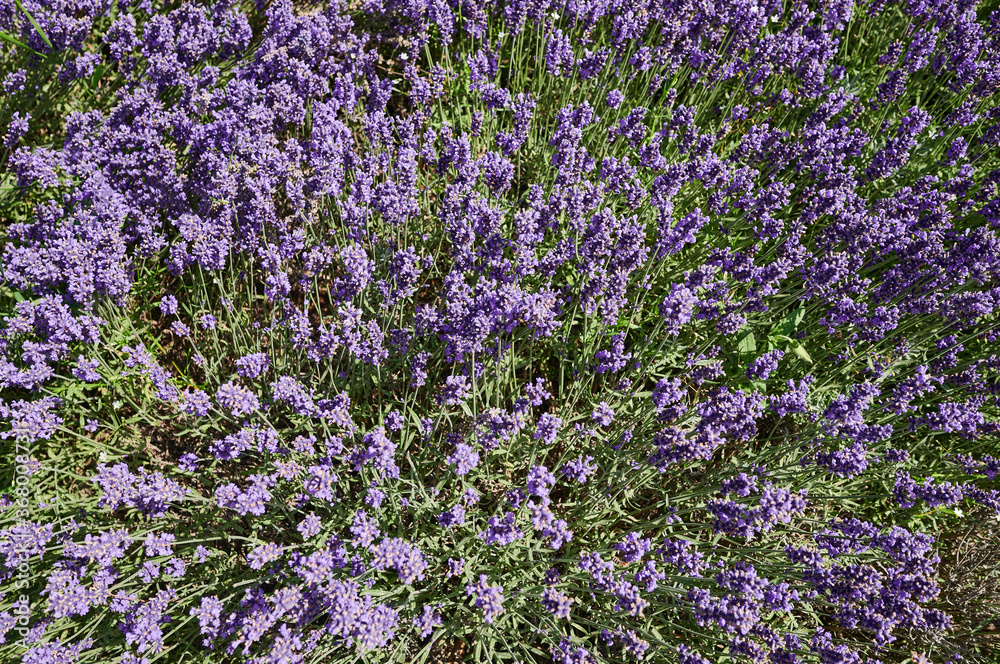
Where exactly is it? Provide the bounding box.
[772,305,806,338]
[736,329,756,362]
[791,343,813,364]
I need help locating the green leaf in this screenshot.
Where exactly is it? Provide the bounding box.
[791,343,813,364]
[772,305,806,339]
[736,329,756,362]
[15,0,52,51]
[0,29,42,55]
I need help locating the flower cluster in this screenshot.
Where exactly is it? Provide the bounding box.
[2,0,998,663]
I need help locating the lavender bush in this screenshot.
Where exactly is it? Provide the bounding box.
[1,1,999,663]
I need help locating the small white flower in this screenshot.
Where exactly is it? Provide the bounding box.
[399,52,409,61]
[953,508,964,518]
[99,451,108,462]
[113,400,122,409]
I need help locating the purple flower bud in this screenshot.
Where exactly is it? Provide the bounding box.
[747,350,784,380]
[534,413,562,445]
[447,442,480,476]
[216,381,260,417]
[438,375,471,406]
[159,295,179,316]
[541,587,572,619]
[247,542,282,570]
[465,575,505,623]
[235,353,270,379]
[591,402,614,427]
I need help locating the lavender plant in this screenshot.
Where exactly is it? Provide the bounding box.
[1,1,999,664]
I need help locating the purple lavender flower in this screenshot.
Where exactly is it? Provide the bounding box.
[544,568,561,586]
[2,69,25,94]
[814,441,871,478]
[884,448,910,464]
[143,533,175,557]
[216,381,260,417]
[659,284,697,335]
[410,352,430,388]
[535,413,563,445]
[1,397,63,443]
[370,537,428,585]
[413,604,442,638]
[181,389,211,417]
[190,596,223,638]
[552,638,594,664]
[560,455,597,483]
[591,402,615,427]
[496,92,535,155]
[720,474,758,502]
[438,503,466,529]
[159,295,179,316]
[235,353,270,379]
[21,638,94,664]
[385,410,403,431]
[303,462,338,502]
[595,333,631,373]
[546,29,575,77]
[1,521,56,569]
[437,375,471,406]
[247,542,282,570]
[770,377,815,416]
[72,356,101,382]
[462,488,480,506]
[120,587,177,653]
[635,560,666,592]
[652,378,686,420]
[351,509,381,548]
[164,557,186,579]
[525,378,551,405]
[678,644,712,664]
[298,514,322,538]
[747,350,784,380]
[446,558,464,578]
[614,532,653,563]
[526,465,556,497]
[92,463,185,518]
[177,453,198,472]
[479,511,522,546]
[4,112,30,149]
[447,442,480,476]
[270,376,316,417]
[352,602,399,650]
[541,587,573,619]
